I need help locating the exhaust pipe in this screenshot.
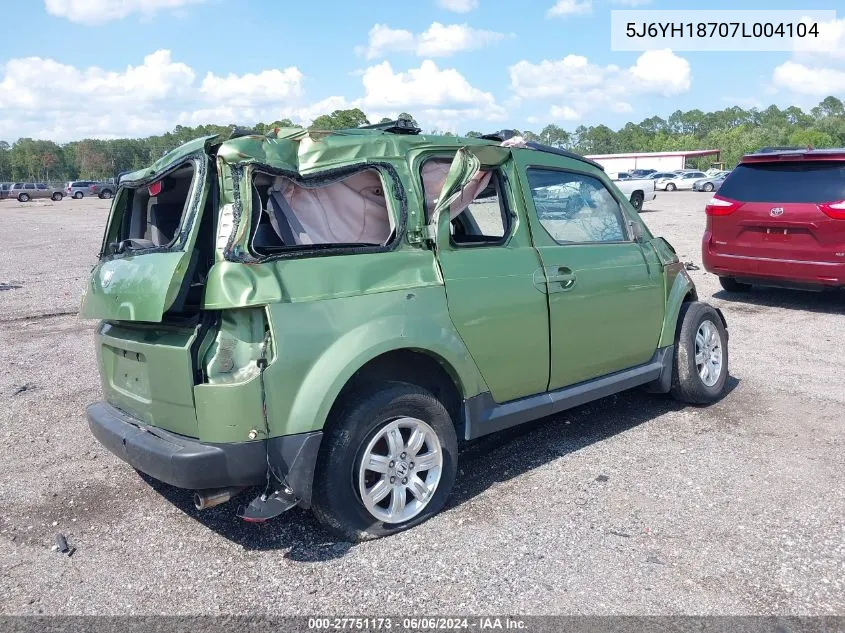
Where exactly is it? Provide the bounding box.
[193,486,246,511]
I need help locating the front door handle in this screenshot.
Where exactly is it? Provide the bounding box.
[546,266,577,292]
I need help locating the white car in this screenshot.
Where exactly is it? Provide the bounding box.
[658,171,708,191]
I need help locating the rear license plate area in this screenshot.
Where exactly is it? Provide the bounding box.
[109,347,151,400]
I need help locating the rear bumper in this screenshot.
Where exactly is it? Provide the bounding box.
[702,236,845,287]
[87,401,322,499]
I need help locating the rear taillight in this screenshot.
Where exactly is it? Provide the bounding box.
[705,195,740,216]
[819,200,845,220]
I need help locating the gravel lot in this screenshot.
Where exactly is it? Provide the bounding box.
[1,192,843,615]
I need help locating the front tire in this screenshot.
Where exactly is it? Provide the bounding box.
[312,382,458,541]
[18,193,29,202]
[665,183,677,191]
[670,302,729,404]
[99,189,113,199]
[719,276,752,293]
[630,192,644,212]
[73,192,83,199]
[51,192,63,201]
[703,183,714,192]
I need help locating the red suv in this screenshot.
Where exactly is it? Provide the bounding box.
[702,149,845,292]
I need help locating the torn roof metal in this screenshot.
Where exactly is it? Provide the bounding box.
[215,128,500,173]
[118,127,603,182]
[117,128,502,183]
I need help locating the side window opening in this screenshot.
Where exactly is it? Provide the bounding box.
[109,162,196,251]
[421,158,510,246]
[249,168,395,256]
[527,169,628,244]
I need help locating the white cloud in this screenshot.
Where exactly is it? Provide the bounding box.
[0,51,504,141]
[549,105,579,121]
[772,61,845,96]
[509,49,691,122]
[357,25,417,59]
[200,68,304,105]
[0,50,306,141]
[792,17,845,61]
[769,17,845,98]
[359,22,507,59]
[629,49,691,95]
[358,60,505,122]
[44,0,210,24]
[437,0,478,12]
[547,0,592,18]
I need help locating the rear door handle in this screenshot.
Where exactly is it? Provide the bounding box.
[547,266,576,292]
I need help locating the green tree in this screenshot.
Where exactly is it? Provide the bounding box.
[310,108,370,130]
[539,124,571,148]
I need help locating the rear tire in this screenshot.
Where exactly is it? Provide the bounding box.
[719,276,752,293]
[312,381,458,542]
[670,302,729,405]
[73,192,83,199]
[630,191,644,212]
[99,189,113,199]
[665,183,677,191]
[18,193,29,202]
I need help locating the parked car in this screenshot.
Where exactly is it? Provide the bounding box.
[81,127,729,541]
[692,171,731,192]
[90,182,115,199]
[630,169,656,178]
[66,181,98,199]
[659,171,708,191]
[647,171,677,181]
[8,182,64,201]
[703,148,845,292]
[609,172,657,211]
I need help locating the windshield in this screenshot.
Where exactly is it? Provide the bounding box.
[720,162,845,203]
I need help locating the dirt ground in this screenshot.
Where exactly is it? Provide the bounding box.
[0,192,843,615]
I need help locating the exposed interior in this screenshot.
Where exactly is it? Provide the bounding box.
[421,159,507,244]
[250,168,396,255]
[103,161,216,320]
[108,163,196,252]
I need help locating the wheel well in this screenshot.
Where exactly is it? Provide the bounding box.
[630,190,644,198]
[332,349,463,433]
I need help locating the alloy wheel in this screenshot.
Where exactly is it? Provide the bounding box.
[695,320,723,387]
[357,417,443,524]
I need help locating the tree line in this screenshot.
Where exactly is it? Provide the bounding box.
[1,97,844,183]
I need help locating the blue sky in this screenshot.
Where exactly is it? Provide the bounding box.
[0,0,843,142]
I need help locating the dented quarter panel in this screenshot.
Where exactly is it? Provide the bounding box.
[203,249,442,308]
[258,285,488,438]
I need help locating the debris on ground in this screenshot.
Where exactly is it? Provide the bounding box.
[595,474,609,482]
[12,383,33,396]
[684,262,701,271]
[52,533,75,557]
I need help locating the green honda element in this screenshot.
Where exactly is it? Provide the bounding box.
[82,121,729,541]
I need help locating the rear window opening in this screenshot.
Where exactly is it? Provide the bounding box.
[106,163,196,255]
[421,158,509,245]
[720,162,845,204]
[249,168,396,256]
